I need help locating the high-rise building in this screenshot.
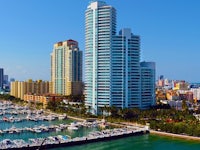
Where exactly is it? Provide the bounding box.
[85,1,155,114]
[159,75,164,80]
[85,1,116,114]
[10,78,15,82]
[112,28,141,108]
[140,62,156,108]
[3,75,8,84]
[0,68,4,89]
[51,39,83,96]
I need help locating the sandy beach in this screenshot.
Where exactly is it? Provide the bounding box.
[150,130,200,141]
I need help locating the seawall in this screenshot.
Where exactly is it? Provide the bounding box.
[7,129,149,150]
[150,130,200,141]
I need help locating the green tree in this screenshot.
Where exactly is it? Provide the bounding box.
[110,106,118,118]
[46,100,60,112]
[182,100,188,111]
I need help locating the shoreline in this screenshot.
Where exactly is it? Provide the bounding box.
[150,130,200,141]
[3,99,200,143]
[108,121,200,142]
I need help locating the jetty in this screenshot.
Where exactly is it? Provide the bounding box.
[0,126,149,149]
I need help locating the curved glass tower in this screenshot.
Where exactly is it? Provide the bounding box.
[85,1,116,114]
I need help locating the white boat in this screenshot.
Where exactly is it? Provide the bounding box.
[56,128,61,132]
[1,139,16,149]
[0,129,4,134]
[68,122,78,130]
[59,123,68,128]
[13,139,27,148]
[58,115,67,120]
[34,128,42,133]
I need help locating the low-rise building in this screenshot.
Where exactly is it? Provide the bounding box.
[191,88,200,101]
[24,94,65,108]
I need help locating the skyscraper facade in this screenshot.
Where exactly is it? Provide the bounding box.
[112,28,141,109]
[140,62,156,108]
[0,68,4,89]
[85,1,116,114]
[51,39,83,96]
[85,1,155,114]
[3,75,8,85]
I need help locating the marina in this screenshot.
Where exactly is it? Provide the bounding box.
[0,100,149,149]
[0,126,149,149]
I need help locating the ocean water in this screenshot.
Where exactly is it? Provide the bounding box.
[54,134,200,150]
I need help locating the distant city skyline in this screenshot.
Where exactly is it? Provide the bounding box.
[0,0,200,82]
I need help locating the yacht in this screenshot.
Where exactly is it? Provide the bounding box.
[58,114,67,120]
[68,122,79,130]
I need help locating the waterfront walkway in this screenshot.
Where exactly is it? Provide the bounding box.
[118,121,200,141]
[67,116,85,122]
[150,130,200,141]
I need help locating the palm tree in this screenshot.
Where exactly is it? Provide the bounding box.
[182,100,188,111]
[88,105,91,113]
[106,105,111,116]
[110,106,118,118]
[98,107,104,117]
[103,105,108,116]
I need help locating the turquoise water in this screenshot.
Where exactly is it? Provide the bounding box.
[1,107,200,149]
[0,118,101,141]
[1,116,200,150]
[1,119,200,150]
[0,110,103,142]
[54,134,200,150]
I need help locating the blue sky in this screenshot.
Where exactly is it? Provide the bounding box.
[0,0,200,82]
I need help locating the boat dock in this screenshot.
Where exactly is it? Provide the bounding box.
[0,100,149,149]
[0,126,149,149]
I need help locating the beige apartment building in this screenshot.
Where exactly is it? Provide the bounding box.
[24,94,65,108]
[24,94,49,108]
[10,79,49,100]
[50,39,83,96]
